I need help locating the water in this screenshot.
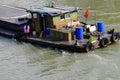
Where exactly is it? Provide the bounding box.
[0,0,120,80]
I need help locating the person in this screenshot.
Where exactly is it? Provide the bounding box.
[89,36,96,43]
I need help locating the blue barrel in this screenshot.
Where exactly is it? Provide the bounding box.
[97,22,106,33]
[44,28,50,35]
[76,27,84,40]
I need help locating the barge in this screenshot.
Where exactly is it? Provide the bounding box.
[0,4,31,38]
[0,4,120,52]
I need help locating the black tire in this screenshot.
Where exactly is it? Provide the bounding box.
[111,33,119,42]
[85,41,93,52]
[100,38,109,47]
[118,33,120,40]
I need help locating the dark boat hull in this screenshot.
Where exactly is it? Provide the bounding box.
[0,27,119,52]
[17,36,90,52]
[0,20,25,32]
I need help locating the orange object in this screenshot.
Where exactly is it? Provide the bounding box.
[54,24,60,29]
[73,20,80,22]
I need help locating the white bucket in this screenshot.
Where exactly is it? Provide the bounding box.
[32,31,36,36]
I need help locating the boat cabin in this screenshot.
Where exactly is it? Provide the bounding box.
[30,5,79,31]
[29,5,79,41]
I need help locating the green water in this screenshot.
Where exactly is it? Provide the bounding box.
[0,0,120,80]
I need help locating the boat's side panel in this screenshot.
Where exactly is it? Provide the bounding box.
[0,20,25,32]
[33,14,41,33]
[70,12,78,20]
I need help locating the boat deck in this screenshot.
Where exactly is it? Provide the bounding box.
[0,5,30,24]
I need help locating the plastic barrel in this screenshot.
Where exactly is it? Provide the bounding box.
[76,27,84,40]
[97,22,106,33]
[44,28,50,35]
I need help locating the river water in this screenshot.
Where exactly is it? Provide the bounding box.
[0,0,120,80]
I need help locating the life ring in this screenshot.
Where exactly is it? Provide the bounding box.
[99,38,109,47]
[85,41,93,52]
[111,33,119,42]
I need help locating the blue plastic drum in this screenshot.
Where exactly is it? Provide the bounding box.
[97,22,106,33]
[76,27,84,40]
[44,28,50,35]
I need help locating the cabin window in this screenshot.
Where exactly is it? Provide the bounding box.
[60,13,70,20]
[33,13,37,18]
[60,14,65,20]
[65,13,70,19]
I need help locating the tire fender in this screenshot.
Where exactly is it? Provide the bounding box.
[100,38,109,47]
[111,33,119,42]
[85,41,93,52]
